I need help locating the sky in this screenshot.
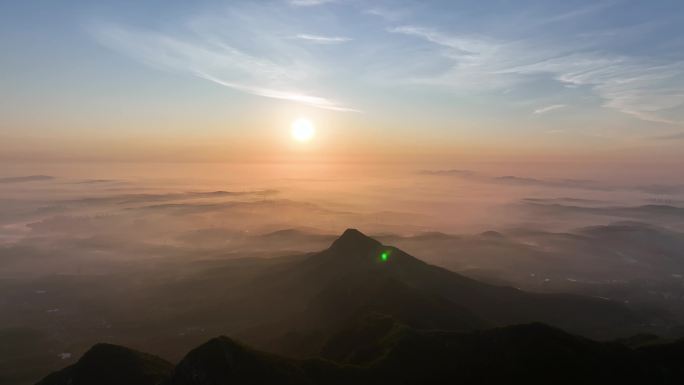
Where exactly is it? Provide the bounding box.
[1,0,684,164]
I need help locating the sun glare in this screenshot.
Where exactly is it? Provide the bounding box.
[291,118,316,142]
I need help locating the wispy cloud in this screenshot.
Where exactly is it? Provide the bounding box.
[89,9,357,112]
[294,34,351,44]
[363,7,409,22]
[534,104,567,115]
[388,24,684,125]
[388,26,476,56]
[197,73,360,112]
[86,1,683,124]
[288,0,335,6]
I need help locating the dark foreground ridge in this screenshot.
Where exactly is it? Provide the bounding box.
[38,318,684,385]
[36,229,684,384]
[36,343,173,385]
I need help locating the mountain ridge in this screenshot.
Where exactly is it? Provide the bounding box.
[33,228,660,384]
[37,320,684,385]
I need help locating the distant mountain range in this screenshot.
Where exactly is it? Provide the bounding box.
[36,229,684,384]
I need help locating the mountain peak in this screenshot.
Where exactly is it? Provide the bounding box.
[329,228,381,253]
[36,343,173,385]
[172,336,310,385]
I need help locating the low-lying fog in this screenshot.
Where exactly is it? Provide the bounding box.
[1,161,683,384]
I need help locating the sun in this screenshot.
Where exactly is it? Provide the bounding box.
[291,118,316,142]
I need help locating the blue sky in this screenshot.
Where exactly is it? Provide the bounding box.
[1,0,683,161]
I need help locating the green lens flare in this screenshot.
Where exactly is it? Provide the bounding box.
[380,251,389,262]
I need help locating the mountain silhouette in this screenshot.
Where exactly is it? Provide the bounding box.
[34,229,660,384]
[35,343,173,385]
[328,228,382,253]
[255,228,644,347]
[38,319,684,385]
[167,336,317,385]
[144,228,648,358]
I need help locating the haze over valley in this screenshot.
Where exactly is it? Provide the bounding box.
[1,163,684,384]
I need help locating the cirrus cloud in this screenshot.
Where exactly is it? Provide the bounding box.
[294,34,352,44]
[534,104,568,115]
[388,23,684,125]
[89,7,358,113]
